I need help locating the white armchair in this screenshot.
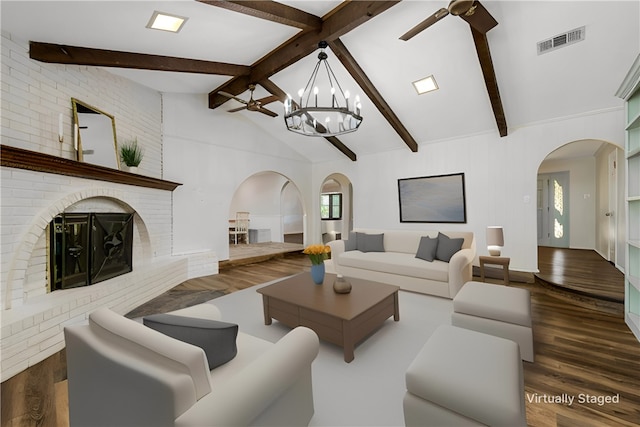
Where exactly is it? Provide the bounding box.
[64,304,319,427]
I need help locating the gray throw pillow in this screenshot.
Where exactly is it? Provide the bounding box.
[356,232,385,252]
[415,236,438,262]
[143,313,238,370]
[436,232,464,262]
[344,231,358,251]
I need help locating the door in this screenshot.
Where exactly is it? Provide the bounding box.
[607,150,617,262]
[537,172,570,247]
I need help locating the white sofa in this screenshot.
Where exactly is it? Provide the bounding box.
[64,303,320,427]
[327,229,475,299]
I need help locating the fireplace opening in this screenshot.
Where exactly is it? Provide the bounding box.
[50,213,133,290]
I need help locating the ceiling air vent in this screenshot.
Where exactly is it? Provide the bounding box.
[537,26,585,55]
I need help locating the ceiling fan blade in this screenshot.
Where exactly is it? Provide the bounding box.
[459,1,497,34]
[257,107,278,118]
[255,95,280,106]
[399,8,449,41]
[227,106,248,113]
[219,91,248,105]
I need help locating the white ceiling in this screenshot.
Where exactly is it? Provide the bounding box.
[2,1,638,162]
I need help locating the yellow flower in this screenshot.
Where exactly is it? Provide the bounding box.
[303,244,331,265]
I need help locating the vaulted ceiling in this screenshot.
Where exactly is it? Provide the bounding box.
[2,1,638,163]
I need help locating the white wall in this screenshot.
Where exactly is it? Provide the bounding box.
[312,109,626,273]
[161,93,313,260]
[282,181,304,235]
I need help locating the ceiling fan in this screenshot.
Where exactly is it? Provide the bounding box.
[399,0,497,41]
[219,84,280,117]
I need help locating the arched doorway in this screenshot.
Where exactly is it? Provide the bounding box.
[228,171,305,245]
[534,138,626,306]
[536,138,623,264]
[281,181,304,244]
[319,173,353,243]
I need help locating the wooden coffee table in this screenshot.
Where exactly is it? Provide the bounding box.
[257,273,400,362]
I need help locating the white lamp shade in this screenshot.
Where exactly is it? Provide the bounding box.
[486,226,504,256]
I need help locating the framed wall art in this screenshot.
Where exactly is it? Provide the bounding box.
[398,173,467,223]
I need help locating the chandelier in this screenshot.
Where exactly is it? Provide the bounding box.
[284,41,363,137]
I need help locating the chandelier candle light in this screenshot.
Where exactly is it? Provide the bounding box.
[284,41,363,137]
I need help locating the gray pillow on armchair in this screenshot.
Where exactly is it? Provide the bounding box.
[143,313,238,370]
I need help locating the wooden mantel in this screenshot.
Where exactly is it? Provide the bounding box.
[1,145,181,191]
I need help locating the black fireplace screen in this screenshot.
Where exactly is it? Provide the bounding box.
[50,213,133,290]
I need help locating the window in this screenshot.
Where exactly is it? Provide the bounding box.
[553,179,564,238]
[320,193,342,220]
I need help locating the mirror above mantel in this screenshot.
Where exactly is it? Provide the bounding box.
[71,98,119,169]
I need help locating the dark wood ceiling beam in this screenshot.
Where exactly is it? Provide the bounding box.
[209,76,252,108]
[471,28,507,137]
[257,78,287,102]
[328,39,419,153]
[29,41,250,76]
[259,79,357,161]
[209,1,400,108]
[324,136,357,161]
[250,1,399,84]
[197,0,322,31]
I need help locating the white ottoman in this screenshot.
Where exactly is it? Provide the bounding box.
[404,325,527,427]
[452,281,534,362]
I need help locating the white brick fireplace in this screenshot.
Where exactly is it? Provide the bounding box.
[0,160,217,381]
[0,32,217,382]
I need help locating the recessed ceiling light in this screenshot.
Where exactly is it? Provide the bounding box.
[412,75,439,95]
[147,11,188,33]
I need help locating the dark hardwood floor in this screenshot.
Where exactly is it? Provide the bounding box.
[2,249,639,427]
[518,282,639,426]
[536,246,624,302]
[535,246,625,316]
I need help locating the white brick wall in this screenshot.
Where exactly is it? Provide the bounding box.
[1,31,162,176]
[0,257,191,381]
[0,32,218,381]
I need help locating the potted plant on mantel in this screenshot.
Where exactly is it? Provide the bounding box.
[119,138,143,173]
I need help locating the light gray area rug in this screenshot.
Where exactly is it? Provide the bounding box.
[201,277,454,427]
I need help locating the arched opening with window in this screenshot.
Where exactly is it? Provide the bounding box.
[319,173,352,244]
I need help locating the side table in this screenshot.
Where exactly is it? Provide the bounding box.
[479,256,510,286]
